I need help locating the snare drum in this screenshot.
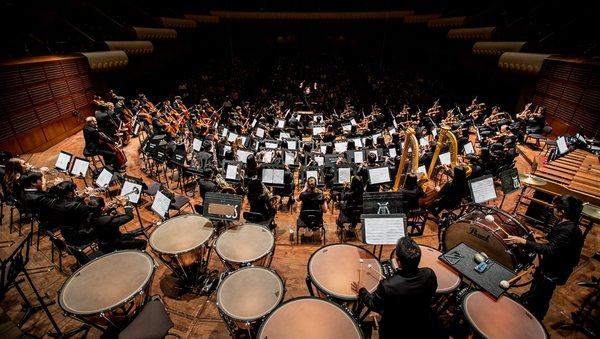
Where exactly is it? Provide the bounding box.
[217,267,284,336]
[307,244,382,315]
[418,245,461,294]
[462,291,548,339]
[215,223,275,270]
[442,204,535,270]
[149,214,214,283]
[58,250,155,330]
[257,297,364,339]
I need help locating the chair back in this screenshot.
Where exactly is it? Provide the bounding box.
[0,232,32,298]
[300,209,323,228]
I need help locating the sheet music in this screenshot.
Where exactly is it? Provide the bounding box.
[354,151,364,164]
[151,190,171,219]
[464,142,475,155]
[227,132,238,142]
[392,119,398,128]
[272,169,284,184]
[262,168,273,183]
[369,167,390,184]
[306,170,318,184]
[417,165,426,174]
[256,127,265,138]
[335,142,348,153]
[251,119,257,127]
[265,141,278,149]
[557,136,568,154]
[222,145,232,156]
[389,128,396,135]
[192,138,202,152]
[350,118,357,126]
[70,158,89,177]
[225,164,238,180]
[280,132,291,140]
[342,124,352,132]
[388,148,397,158]
[221,128,229,137]
[352,138,363,148]
[372,133,381,140]
[55,152,71,171]
[262,151,273,163]
[120,181,142,204]
[239,135,248,146]
[315,156,324,166]
[313,126,325,135]
[364,216,406,245]
[419,137,429,147]
[338,167,351,184]
[439,152,451,165]
[287,140,297,150]
[469,176,497,204]
[285,151,296,166]
[277,119,285,128]
[95,169,112,188]
[320,145,327,154]
[237,150,252,163]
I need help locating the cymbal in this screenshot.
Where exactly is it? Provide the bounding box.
[582,203,600,221]
[519,173,547,186]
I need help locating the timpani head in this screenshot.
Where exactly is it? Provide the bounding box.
[149,214,214,255]
[215,224,275,264]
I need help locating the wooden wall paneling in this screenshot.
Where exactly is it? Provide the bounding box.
[36,101,60,124]
[61,60,79,77]
[1,90,31,114]
[0,68,22,89]
[16,127,46,152]
[9,108,39,134]
[19,64,46,85]
[42,119,67,141]
[49,79,70,98]
[27,83,53,104]
[43,62,63,80]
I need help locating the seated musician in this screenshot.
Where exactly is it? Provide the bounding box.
[1,157,28,202]
[193,140,217,178]
[246,178,277,224]
[83,117,125,172]
[352,236,438,338]
[506,195,584,320]
[51,181,147,253]
[94,101,119,136]
[428,165,469,216]
[337,175,364,228]
[18,171,57,222]
[398,173,424,211]
[296,177,328,226]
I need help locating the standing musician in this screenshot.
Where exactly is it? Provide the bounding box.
[83,117,126,172]
[352,236,438,338]
[506,195,584,320]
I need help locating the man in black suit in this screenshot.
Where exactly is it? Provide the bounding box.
[83,117,124,172]
[506,195,584,320]
[94,102,120,136]
[352,236,438,338]
[19,171,57,220]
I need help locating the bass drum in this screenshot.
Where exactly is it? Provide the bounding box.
[441,203,535,271]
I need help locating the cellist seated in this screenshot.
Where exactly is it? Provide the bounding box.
[83,117,126,173]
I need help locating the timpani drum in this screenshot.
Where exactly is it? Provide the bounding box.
[462,291,548,339]
[257,297,364,339]
[215,223,275,270]
[418,245,461,294]
[216,266,285,336]
[149,214,214,283]
[58,250,155,330]
[442,204,535,271]
[307,244,382,314]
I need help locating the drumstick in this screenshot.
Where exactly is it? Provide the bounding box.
[485,215,510,237]
[367,264,386,280]
[359,259,364,285]
[499,270,529,289]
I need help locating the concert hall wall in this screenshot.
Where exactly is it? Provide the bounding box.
[533,56,600,138]
[0,55,95,155]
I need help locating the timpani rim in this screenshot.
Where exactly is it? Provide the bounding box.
[215,224,275,263]
[216,266,285,321]
[307,243,382,301]
[417,244,462,294]
[462,291,549,339]
[58,250,155,316]
[256,297,364,339]
[149,214,214,255]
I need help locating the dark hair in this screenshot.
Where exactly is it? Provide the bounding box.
[50,181,77,198]
[404,173,418,190]
[552,195,583,222]
[20,171,42,188]
[395,236,421,271]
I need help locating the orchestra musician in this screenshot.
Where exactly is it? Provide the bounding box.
[506,195,584,320]
[297,177,328,227]
[83,117,126,172]
[352,236,438,338]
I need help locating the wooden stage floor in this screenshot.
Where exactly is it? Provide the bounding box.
[1,132,598,338]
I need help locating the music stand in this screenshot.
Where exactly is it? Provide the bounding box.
[468,174,497,205]
[367,166,392,186]
[223,161,242,183]
[361,213,407,259]
[333,165,353,187]
[119,176,147,238]
[69,157,91,187]
[55,151,73,173]
[151,187,174,220]
[203,192,243,229]
[498,168,521,209]
[261,165,286,188]
[302,166,324,187]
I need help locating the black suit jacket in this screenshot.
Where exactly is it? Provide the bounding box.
[525,220,583,284]
[359,267,438,338]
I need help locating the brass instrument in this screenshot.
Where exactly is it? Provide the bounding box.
[214,173,236,194]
